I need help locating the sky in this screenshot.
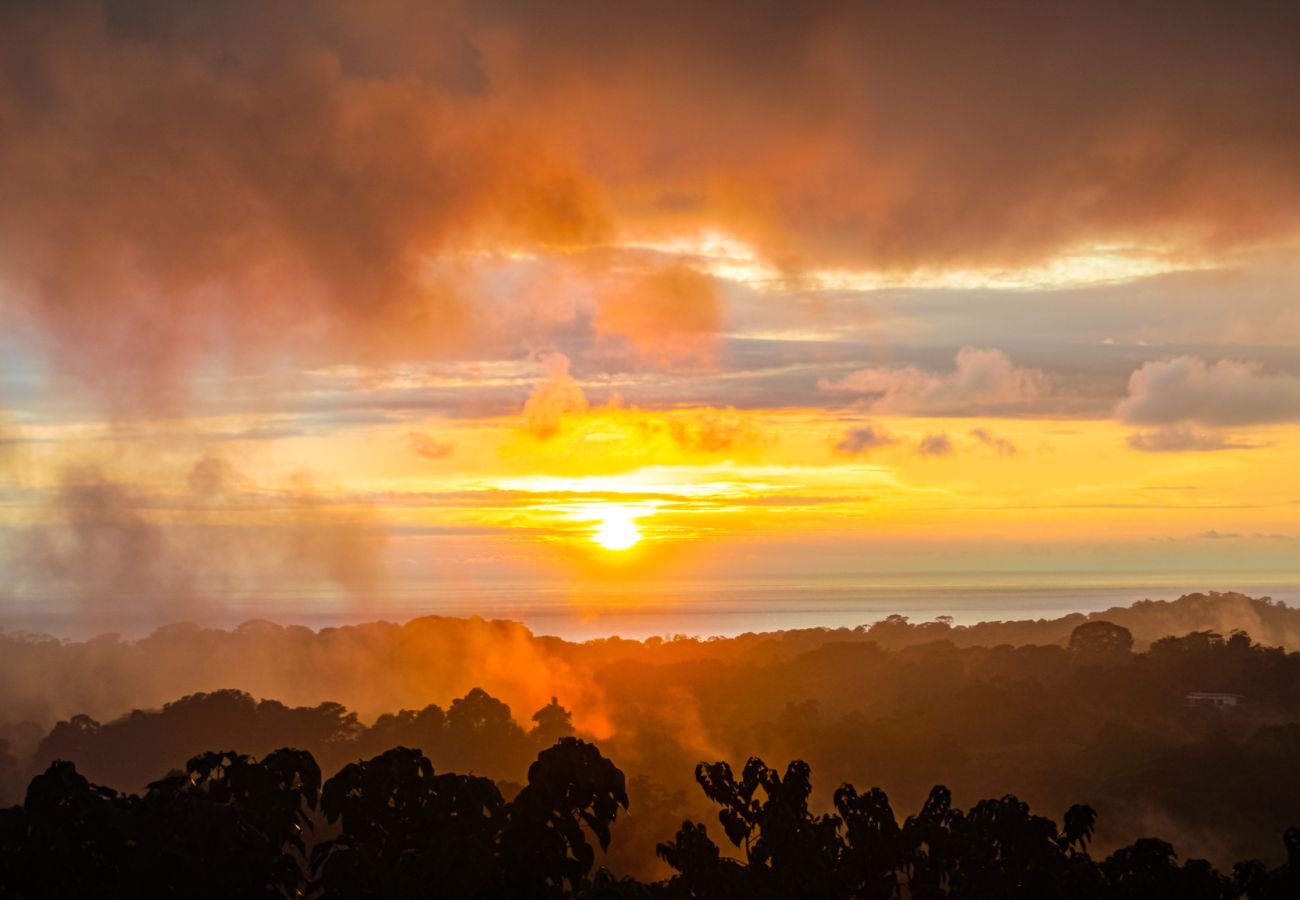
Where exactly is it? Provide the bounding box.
[1,0,1300,631]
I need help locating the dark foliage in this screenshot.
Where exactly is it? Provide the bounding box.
[0,749,319,899]
[28,686,572,794]
[7,597,1300,883]
[2,743,1298,899]
[311,747,504,899]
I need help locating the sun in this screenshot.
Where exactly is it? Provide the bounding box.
[592,510,642,551]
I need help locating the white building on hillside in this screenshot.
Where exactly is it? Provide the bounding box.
[1185,692,1243,709]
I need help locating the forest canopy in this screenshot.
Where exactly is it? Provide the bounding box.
[2,738,1298,899]
[3,592,1300,878]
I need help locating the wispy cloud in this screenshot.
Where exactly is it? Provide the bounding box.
[1126,427,1260,453]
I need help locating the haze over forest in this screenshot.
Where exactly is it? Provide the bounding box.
[4,590,1300,877]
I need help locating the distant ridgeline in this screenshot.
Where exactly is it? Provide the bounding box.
[1,739,1297,899]
[3,591,1300,882]
[2,591,1296,727]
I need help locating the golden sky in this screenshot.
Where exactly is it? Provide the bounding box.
[1,1,1299,624]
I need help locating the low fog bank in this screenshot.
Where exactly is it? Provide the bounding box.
[3,591,1300,875]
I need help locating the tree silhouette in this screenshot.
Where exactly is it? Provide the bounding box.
[834,785,901,900]
[897,784,960,898]
[0,750,319,900]
[0,741,19,808]
[929,795,1103,899]
[1069,621,1134,666]
[660,757,862,899]
[499,737,630,898]
[309,737,629,899]
[311,746,504,899]
[658,819,753,898]
[2,743,1299,899]
[31,691,357,791]
[1102,837,1233,899]
[532,697,577,748]
[359,704,448,760]
[443,688,534,775]
[136,748,320,899]
[0,760,135,899]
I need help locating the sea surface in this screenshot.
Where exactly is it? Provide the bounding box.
[5,571,1300,642]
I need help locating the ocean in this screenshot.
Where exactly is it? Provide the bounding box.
[5,572,1300,641]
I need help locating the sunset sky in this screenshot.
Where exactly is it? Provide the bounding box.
[2,1,1299,630]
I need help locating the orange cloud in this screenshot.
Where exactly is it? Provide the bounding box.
[4,0,1300,411]
[408,432,456,461]
[0,1,611,410]
[522,353,589,440]
[594,265,724,365]
[663,409,764,455]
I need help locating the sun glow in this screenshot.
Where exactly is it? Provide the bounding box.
[592,509,643,551]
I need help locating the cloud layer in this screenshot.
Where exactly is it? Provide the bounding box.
[819,348,1045,415]
[1116,357,1300,427]
[1,1,1299,623]
[3,0,1300,403]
